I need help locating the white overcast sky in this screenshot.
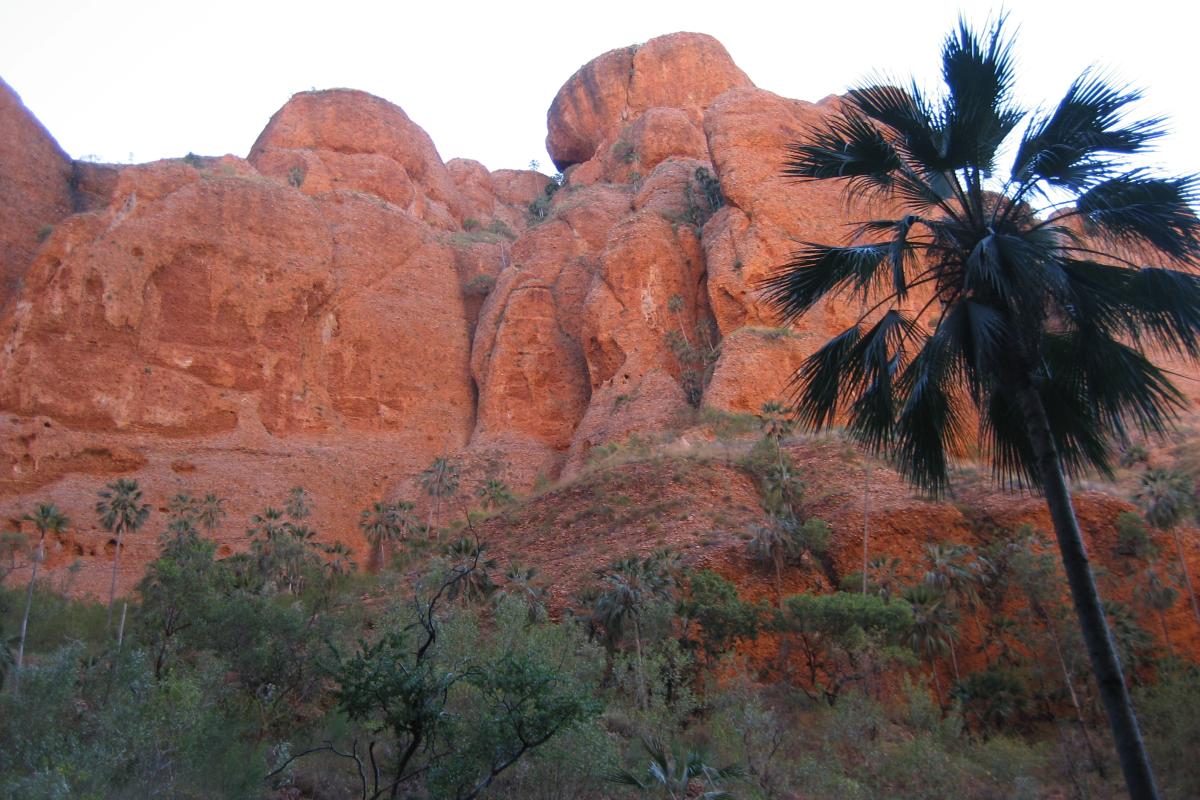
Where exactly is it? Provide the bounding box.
[1,1,1195,179]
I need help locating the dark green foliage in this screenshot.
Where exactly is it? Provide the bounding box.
[527,178,562,223]
[678,569,763,661]
[1116,511,1154,558]
[781,591,913,704]
[953,666,1031,733]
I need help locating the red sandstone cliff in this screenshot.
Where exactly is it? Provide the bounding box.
[1,30,1198,658]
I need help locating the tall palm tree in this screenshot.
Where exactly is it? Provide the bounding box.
[1134,468,1200,623]
[359,500,403,570]
[745,517,798,609]
[761,18,1199,797]
[96,477,151,630]
[14,503,68,696]
[419,457,460,535]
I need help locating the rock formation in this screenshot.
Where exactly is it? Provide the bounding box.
[1,31,1196,613]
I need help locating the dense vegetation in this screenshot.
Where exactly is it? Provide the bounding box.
[2,428,1199,799]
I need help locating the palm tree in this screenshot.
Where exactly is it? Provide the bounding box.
[359,500,403,570]
[761,18,1199,797]
[593,557,674,708]
[285,486,312,521]
[1142,565,1178,657]
[96,477,151,630]
[476,478,515,511]
[1134,468,1200,624]
[746,518,798,609]
[195,492,226,535]
[609,736,741,799]
[419,457,460,535]
[14,503,68,696]
[902,583,959,706]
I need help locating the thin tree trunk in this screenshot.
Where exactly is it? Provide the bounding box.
[107,528,124,630]
[1044,607,1107,779]
[14,531,45,697]
[1156,610,1173,658]
[117,602,128,649]
[927,645,944,710]
[863,461,871,596]
[774,552,784,610]
[1016,380,1160,799]
[1171,528,1200,624]
[948,639,961,683]
[633,618,647,710]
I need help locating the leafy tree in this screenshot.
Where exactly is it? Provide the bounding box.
[761,17,1200,796]
[746,518,798,609]
[1116,510,1154,559]
[677,569,763,662]
[1134,468,1200,623]
[95,477,151,630]
[782,591,912,705]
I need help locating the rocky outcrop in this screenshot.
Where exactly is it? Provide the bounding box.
[545,33,752,170]
[0,78,74,307]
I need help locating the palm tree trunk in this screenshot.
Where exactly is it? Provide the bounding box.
[1170,528,1200,624]
[14,532,45,697]
[1043,607,1107,779]
[1157,610,1174,658]
[927,645,944,710]
[1016,380,1160,799]
[863,461,871,596]
[106,528,124,630]
[633,618,647,710]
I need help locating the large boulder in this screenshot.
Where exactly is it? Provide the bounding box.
[546,32,752,170]
[249,89,466,229]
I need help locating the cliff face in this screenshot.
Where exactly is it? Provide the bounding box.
[1,32,1197,622]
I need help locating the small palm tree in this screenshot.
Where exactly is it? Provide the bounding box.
[419,457,460,535]
[746,518,797,609]
[195,492,226,535]
[502,562,548,622]
[322,541,357,578]
[443,537,497,604]
[1134,468,1200,624]
[609,736,741,799]
[758,400,794,443]
[285,486,312,521]
[1142,565,1179,657]
[762,18,1199,795]
[359,500,404,570]
[14,503,68,696]
[903,583,960,705]
[96,477,151,630]
[476,478,516,511]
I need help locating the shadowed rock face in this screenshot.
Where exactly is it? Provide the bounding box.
[4,31,1193,609]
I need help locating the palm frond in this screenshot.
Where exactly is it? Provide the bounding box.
[846,311,922,454]
[758,243,893,321]
[848,82,951,173]
[1012,72,1164,191]
[1062,260,1200,357]
[783,111,901,194]
[940,15,1023,172]
[790,325,861,430]
[1075,171,1200,262]
[893,319,967,494]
